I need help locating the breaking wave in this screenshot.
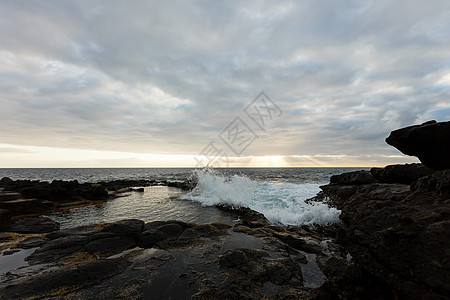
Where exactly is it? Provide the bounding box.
[181,168,340,226]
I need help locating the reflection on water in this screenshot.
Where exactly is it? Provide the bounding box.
[45,186,236,229]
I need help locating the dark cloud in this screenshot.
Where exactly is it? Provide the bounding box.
[0,0,449,165]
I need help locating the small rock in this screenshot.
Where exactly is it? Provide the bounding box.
[2,249,20,255]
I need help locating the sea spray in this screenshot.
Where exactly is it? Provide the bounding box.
[182,167,341,226]
[183,167,257,207]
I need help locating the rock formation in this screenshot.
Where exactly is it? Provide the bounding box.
[386,120,450,170]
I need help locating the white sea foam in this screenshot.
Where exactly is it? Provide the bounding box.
[182,168,341,226]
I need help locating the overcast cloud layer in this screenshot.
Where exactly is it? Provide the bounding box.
[1,0,449,167]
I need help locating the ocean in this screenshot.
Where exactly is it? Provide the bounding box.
[0,167,364,229]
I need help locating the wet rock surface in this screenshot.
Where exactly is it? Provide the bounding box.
[1,210,345,299]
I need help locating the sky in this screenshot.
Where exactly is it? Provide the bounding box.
[0,0,449,168]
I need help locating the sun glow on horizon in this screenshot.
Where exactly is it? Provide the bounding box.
[0,143,419,168]
[244,155,289,167]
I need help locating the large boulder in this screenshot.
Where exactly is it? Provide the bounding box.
[386,120,450,170]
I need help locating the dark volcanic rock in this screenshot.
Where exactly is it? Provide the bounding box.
[1,258,130,299]
[0,191,21,201]
[167,180,196,190]
[46,224,103,239]
[3,180,108,203]
[9,217,60,234]
[1,214,350,299]
[371,163,434,184]
[82,184,108,200]
[85,236,136,254]
[216,247,304,296]
[0,198,55,215]
[273,233,323,254]
[157,223,184,237]
[137,229,168,248]
[216,204,270,227]
[330,170,377,185]
[26,235,89,264]
[180,224,230,239]
[320,166,450,299]
[411,169,450,197]
[386,120,450,170]
[219,248,268,271]
[143,220,171,231]
[0,209,12,231]
[16,236,50,249]
[100,219,144,237]
[0,177,195,219]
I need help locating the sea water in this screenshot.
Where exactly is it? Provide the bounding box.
[0,167,363,228]
[182,168,340,226]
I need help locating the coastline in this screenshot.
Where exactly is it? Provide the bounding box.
[1,163,448,299]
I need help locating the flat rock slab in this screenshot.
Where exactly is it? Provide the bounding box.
[16,236,49,249]
[0,192,21,201]
[9,217,60,234]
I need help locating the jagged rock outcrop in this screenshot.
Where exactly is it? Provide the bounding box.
[371,163,434,184]
[318,167,450,299]
[386,120,450,170]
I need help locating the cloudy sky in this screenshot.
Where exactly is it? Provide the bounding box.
[1,0,449,167]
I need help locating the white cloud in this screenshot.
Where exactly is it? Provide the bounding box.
[0,0,449,167]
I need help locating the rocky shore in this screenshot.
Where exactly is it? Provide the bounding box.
[0,177,195,222]
[1,120,449,299]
